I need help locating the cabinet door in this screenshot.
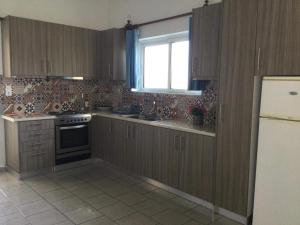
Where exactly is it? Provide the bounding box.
[256,0,300,76]
[47,23,66,76]
[112,28,126,81]
[111,119,126,167]
[191,3,222,80]
[5,16,47,77]
[84,29,97,79]
[179,134,215,202]
[153,128,181,188]
[136,124,155,178]
[216,0,258,216]
[99,29,113,80]
[124,122,138,172]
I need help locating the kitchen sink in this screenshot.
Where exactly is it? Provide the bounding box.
[125,114,161,122]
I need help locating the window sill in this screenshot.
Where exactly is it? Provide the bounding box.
[131,88,202,96]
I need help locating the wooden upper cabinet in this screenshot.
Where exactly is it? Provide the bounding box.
[47,23,66,76]
[191,3,222,80]
[2,16,47,77]
[97,28,126,81]
[256,0,300,76]
[2,16,98,78]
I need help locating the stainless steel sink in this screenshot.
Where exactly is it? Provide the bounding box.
[125,114,160,122]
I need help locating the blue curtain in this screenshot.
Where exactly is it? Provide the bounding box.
[188,17,207,91]
[126,29,140,89]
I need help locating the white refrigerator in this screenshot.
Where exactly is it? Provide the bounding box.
[253,77,300,225]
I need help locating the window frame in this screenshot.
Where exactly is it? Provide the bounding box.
[137,32,198,94]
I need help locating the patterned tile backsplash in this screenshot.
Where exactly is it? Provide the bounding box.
[0,77,217,130]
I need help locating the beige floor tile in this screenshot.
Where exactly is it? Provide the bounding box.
[101,184,131,197]
[90,178,120,189]
[71,184,103,199]
[84,194,118,209]
[8,191,43,206]
[164,197,197,212]
[0,200,19,217]
[145,189,177,202]
[57,221,75,225]
[183,220,204,225]
[117,176,143,186]
[116,192,147,206]
[17,199,53,217]
[184,206,213,224]
[0,184,32,197]
[27,209,68,225]
[81,216,117,225]
[211,217,243,225]
[99,202,136,220]
[51,197,88,213]
[30,182,61,194]
[132,199,169,217]
[24,176,55,187]
[54,177,86,191]
[117,212,157,225]
[0,212,29,225]
[132,182,158,194]
[152,209,190,225]
[41,189,74,203]
[65,206,102,224]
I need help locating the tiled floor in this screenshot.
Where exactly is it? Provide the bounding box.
[0,164,242,225]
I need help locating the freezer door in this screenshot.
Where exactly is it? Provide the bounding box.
[253,118,300,225]
[260,79,300,119]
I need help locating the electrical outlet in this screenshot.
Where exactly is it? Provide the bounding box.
[5,84,12,97]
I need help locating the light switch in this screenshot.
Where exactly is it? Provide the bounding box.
[5,84,12,97]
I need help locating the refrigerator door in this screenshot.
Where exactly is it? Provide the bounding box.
[260,79,300,120]
[253,118,300,225]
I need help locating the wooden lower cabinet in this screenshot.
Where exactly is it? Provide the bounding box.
[92,116,215,203]
[179,134,215,202]
[4,120,55,175]
[152,128,181,188]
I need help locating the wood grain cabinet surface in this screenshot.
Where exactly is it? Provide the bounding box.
[256,0,300,76]
[96,28,126,81]
[4,120,55,175]
[92,116,215,202]
[191,3,222,80]
[216,0,258,217]
[2,16,125,80]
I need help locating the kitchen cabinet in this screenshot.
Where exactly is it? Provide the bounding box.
[179,134,215,202]
[92,116,215,202]
[97,29,126,81]
[152,128,182,188]
[2,16,99,78]
[4,120,55,176]
[216,0,258,217]
[191,3,222,80]
[2,16,47,77]
[256,0,300,76]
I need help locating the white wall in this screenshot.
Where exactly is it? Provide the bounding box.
[0,0,109,30]
[108,0,222,28]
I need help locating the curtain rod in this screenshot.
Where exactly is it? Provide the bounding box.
[131,12,192,29]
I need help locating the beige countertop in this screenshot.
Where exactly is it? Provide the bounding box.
[2,112,216,137]
[1,114,56,122]
[93,112,216,137]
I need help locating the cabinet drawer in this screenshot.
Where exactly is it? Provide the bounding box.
[20,140,54,153]
[19,129,54,142]
[19,120,54,132]
[20,150,53,172]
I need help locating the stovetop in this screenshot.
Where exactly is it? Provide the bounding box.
[48,111,92,125]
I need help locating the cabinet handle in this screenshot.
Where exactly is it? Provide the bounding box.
[108,64,111,77]
[180,136,186,152]
[257,47,261,72]
[47,60,53,73]
[192,58,198,78]
[219,103,224,123]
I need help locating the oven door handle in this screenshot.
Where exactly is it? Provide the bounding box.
[59,125,88,130]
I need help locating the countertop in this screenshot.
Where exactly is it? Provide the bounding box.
[1,114,56,122]
[93,112,216,137]
[2,112,216,137]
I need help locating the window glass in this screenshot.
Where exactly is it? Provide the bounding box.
[144,44,169,89]
[171,41,189,90]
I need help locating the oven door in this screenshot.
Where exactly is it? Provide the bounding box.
[56,123,90,155]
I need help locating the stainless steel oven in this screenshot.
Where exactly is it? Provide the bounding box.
[54,113,92,165]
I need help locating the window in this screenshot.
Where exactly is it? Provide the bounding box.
[139,32,189,92]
